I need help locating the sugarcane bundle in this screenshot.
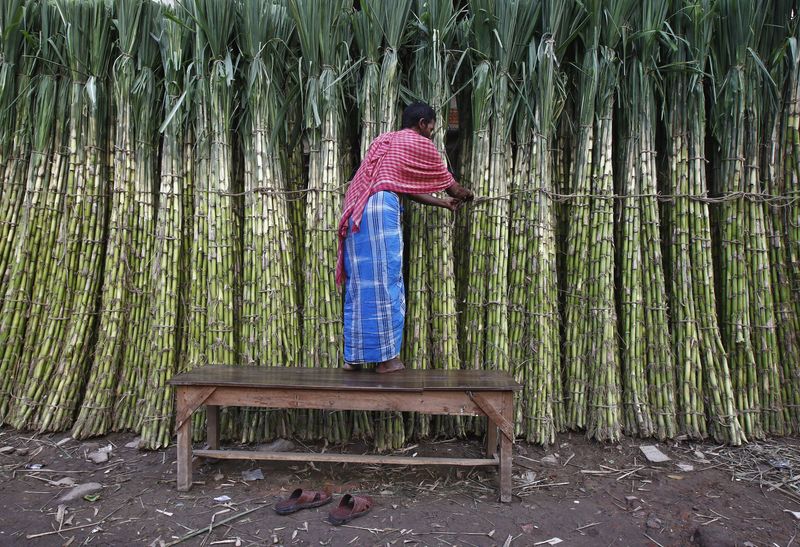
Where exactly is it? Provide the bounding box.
[616,0,678,440]
[711,0,783,439]
[461,28,491,377]
[51,0,112,438]
[759,2,800,434]
[238,0,300,443]
[0,3,61,425]
[182,0,239,376]
[585,46,623,442]
[662,0,742,444]
[3,10,69,430]
[663,42,705,438]
[6,0,112,434]
[508,0,579,444]
[140,2,192,450]
[712,2,761,440]
[562,33,598,432]
[290,0,353,442]
[617,74,649,438]
[183,0,241,441]
[508,100,532,434]
[72,0,160,436]
[115,2,162,432]
[463,0,536,382]
[239,0,298,367]
[564,0,630,441]
[68,0,142,436]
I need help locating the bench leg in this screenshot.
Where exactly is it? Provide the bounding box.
[176,387,193,492]
[486,420,498,458]
[207,405,220,450]
[499,392,513,503]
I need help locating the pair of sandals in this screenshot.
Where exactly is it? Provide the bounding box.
[274,488,373,526]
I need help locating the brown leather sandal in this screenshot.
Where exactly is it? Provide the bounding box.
[274,488,332,515]
[328,494,374,525]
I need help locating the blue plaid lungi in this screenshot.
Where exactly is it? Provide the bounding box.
[343,191,405,364]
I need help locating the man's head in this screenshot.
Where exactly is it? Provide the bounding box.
[402,102,436,140]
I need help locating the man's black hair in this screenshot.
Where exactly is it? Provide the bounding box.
[401,102,436,129]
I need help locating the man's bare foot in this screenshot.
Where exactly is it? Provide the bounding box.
[343,363,362,371]
[376,357,405,374]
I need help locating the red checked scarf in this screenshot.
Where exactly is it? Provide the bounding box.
[336,128,455,285]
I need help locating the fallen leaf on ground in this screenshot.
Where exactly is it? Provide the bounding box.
[533,538,563,546]
[640,445,670,463]
[55,505,66,527]
[242,468,264,481]
[59,483,102,502]
[124,438,141,449]
[86,450,109,464]
[541,455,558,466]
[784,510,800,520]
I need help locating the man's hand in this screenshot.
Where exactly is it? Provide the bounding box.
[447,182,474,202]
[442,197,462,212]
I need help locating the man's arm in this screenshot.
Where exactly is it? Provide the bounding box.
[406,193,462,212]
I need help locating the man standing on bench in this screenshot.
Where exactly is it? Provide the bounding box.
[336,102,473,374]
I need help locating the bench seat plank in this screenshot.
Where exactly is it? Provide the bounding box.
[194,449,499,467]
[169,365,522,392]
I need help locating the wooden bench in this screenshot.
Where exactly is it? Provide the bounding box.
[169,365,521,502]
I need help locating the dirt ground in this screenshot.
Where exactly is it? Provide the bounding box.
[1,426,799,547]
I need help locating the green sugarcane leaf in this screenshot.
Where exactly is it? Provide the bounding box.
[746,47,776,88]
[158,89,187,134]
